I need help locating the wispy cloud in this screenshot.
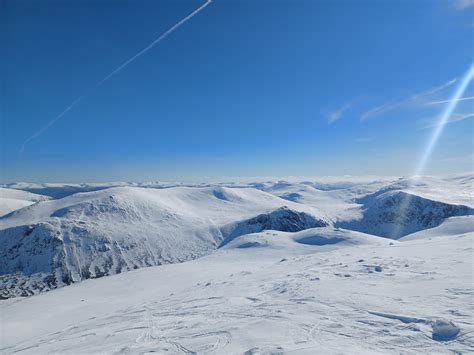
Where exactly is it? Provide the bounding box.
[410,79,457,100]
[360,101,403,121]
[360,78,458,121]
[455,0,474,10]
[422,112,474,129]
[20,0,213,153]
[447,112,474,124]
[425,96,474,105]
[326,103,351,124]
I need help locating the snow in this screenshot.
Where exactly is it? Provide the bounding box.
[337,190,473,239]
[400,215,474,241]
[223,227,391,251]
[363,175,474,208]
[0,175,473,353]
[0,188,50,217]
[0,228,472,354]
[431,320,461,341]
[1,182,130,199]
[220,207,329,247]
[0,186,326,297]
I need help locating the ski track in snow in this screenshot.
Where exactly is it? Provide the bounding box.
[1,232,473,354]
[0,175,473,354]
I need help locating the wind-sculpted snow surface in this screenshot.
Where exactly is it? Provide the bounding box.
[0,186,325,298]
[0,227,472,354]
[221,227,390,250]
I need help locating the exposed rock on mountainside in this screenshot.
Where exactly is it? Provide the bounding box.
[338,190,473,239]
[220,207,329,247]
[1,175,472,299]
[0,187,325,298]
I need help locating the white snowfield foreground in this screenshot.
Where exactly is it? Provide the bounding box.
[0,175,473,354]
[0,226,472,354]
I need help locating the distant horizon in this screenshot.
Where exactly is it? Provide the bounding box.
[2,171,473,185]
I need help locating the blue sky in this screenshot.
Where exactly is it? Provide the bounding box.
[1,0,473,182]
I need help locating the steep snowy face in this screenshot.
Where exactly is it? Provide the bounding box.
[0,215,223,298]
[220,207,329,247]
[339,190,474,239]
[247,179,398,223]
[0,186,326,298]
[357,175,474,208]
[0,223,64,298]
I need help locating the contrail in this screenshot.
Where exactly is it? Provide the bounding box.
[20,0,212,153]
[410,78,457,100]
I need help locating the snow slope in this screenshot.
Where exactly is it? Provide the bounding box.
[358,175,474,208]
[1,175,472,298]
[248,176,473,240]
[0,227,472,354]
[0,188,50,217]
[222,227,392,250]
[338,190,473,239]
[220,207,328,247]
[399,215,474,241]
[0,175,473,353]
[0,186,328,298]
[250,182,361,222]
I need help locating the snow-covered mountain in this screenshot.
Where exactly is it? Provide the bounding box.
[1,182,130,199]
[0,186,327,298]
[338,189,473,239]
[1,175,473,353]
[0,188,50,217]
[220,206,329,247]
[1,223,471,354]
[1,176,473,299]
[1,176,473,298]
